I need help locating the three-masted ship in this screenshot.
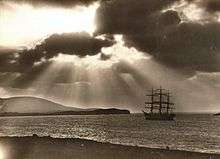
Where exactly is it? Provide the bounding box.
[143,87,175,120]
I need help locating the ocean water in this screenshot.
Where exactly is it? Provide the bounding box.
[0,114,219,154]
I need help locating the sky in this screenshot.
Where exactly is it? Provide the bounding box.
[0,0,220,112]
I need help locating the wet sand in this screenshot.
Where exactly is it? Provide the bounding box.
[0,136,219,159]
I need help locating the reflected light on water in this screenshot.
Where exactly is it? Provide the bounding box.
[0,145,5,159]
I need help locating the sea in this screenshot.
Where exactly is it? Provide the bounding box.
[0,114,219,154]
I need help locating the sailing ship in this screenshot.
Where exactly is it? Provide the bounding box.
[142,87,175,121]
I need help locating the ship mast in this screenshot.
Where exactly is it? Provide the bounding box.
[143,87,175,120]
[167,91,170,114]
[151,88,154,113]
[159,87,162,114]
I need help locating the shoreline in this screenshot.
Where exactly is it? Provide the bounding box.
[0,135,219,159]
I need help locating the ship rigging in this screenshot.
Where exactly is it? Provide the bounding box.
[143,87,175,120]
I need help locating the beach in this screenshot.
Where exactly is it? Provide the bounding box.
[0,136,219,159]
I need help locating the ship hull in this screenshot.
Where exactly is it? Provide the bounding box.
[143,112,175,121]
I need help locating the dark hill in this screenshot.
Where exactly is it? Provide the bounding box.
[0,96,130,116]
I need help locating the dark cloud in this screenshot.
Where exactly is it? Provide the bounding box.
[2,0,101,8]
[41,32,114,58]
[158,10,181,27]
[0,32,114,83]
[95,0,220,74]
[0,47,49,88]
[0,48,21,73]
[0,47,45,73]
[100,52,112,60]
[204,0,220,12]
[95,0,178,35]
[124,22,220,73]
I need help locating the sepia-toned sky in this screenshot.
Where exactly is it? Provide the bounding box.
[0,0,220,112]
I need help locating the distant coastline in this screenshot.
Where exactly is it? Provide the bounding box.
[214,112,220,116]
[0,108,130,117]
[0,96,130,117]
